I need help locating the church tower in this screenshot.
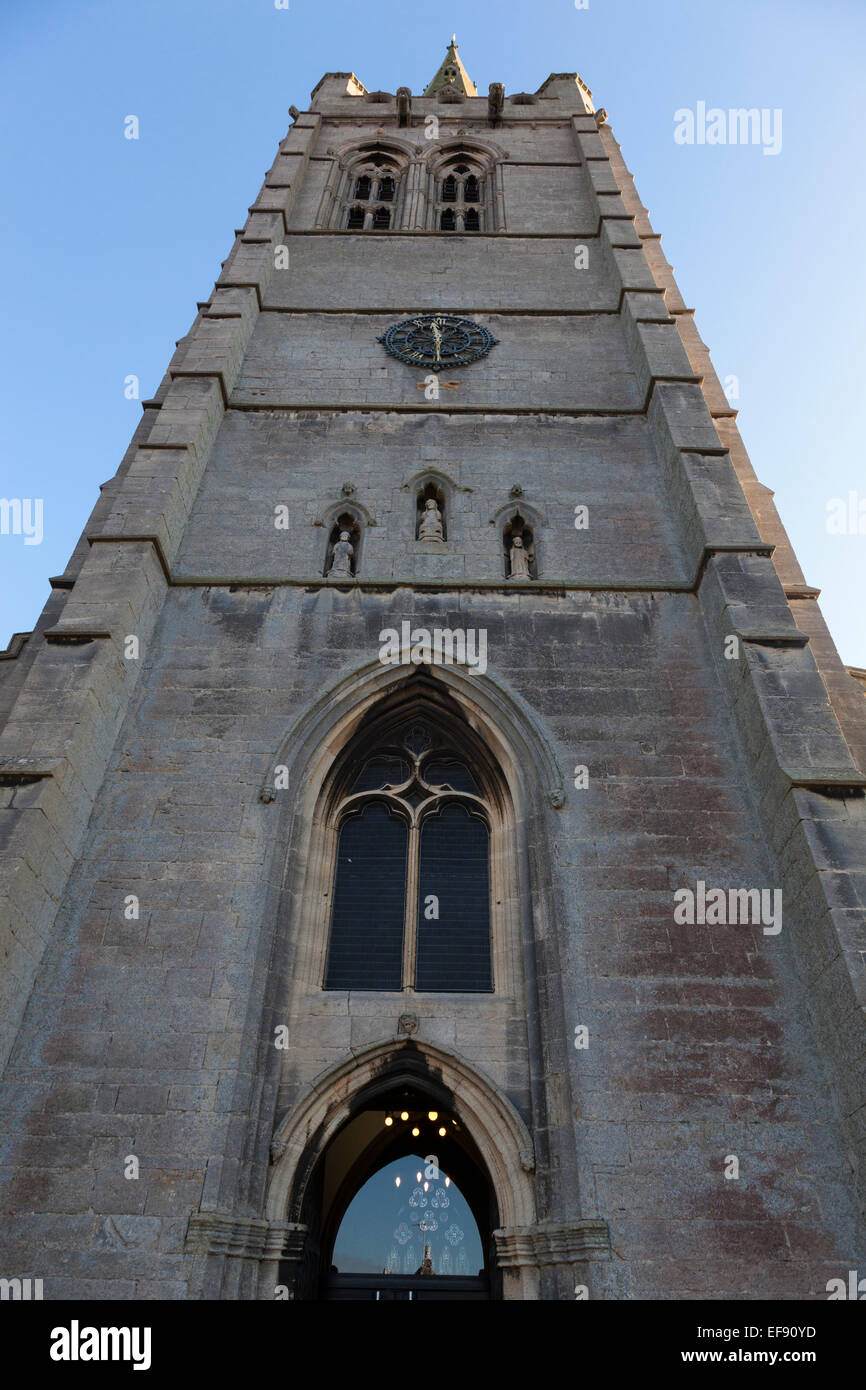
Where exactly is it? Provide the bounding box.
[1,42,864,1301]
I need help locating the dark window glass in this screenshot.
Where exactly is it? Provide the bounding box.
[346,206,365,230]
[464,175,479,202]
[422,760,481,796]
[351,757,410,792]
[378,177,395,202]
[440,209,456,231]
[373,206,391,229]
[416,804,491,992]
[325,802,407,990]
[354,175,372,199]
[441,175,457,203]
[464,208,480,232]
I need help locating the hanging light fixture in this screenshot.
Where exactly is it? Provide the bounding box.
[411,1126,420,1137]
[395,1176,401,1187]
[400,1111,409,1121]
[385,1116,393,1127]
[438,1126,446,1136]
[428,1111,438,1121]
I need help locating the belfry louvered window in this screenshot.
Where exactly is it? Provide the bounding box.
[323,724,493,993]
[437,160,485,231]
[342,152,401,231]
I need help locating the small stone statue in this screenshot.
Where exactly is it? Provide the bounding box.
[327,530,354,577]
[508,533,532,579]
[418,498,444,543]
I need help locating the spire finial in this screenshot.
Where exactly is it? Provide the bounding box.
[423,37,477,97]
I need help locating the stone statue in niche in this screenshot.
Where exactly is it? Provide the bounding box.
[327,530,354,577]
[418,498,444,543]
[508,533,532,579]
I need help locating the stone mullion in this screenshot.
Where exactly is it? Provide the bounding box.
[402,817,421,990]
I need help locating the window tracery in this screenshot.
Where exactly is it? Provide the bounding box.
[323,721,494,993]
[434,154,486,232]
[342,150,403,230]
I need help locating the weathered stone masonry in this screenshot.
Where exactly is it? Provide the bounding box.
[0,52,864,1299]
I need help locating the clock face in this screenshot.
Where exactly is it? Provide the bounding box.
[377,315,498,371]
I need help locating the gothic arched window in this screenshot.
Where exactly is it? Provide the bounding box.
[323,722,493,993]
[340,151,403,231]
[434,154,486,232]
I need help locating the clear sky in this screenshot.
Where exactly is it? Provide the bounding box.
[1,0,864,665]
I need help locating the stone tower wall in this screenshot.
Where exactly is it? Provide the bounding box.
[0,69,864,1300]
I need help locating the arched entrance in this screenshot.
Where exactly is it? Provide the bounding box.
[265,1040,538,1300]
[315,1080,495,1300]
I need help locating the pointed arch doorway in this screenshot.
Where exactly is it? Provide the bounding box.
[318,1078,495,1300]
[265,1040,538,1301]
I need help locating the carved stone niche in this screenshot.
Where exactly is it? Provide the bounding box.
[503,511,537,580]
[324,511,361,578]
[415,480,447,543]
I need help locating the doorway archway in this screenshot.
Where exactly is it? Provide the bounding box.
[319,1082,493,1299]
[265,1039,537,1300]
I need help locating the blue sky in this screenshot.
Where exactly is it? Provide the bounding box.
[1,0,864,664]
